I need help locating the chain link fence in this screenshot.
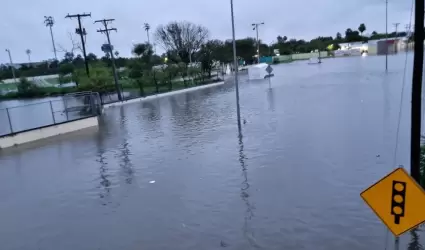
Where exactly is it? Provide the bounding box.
[0,92,101,137]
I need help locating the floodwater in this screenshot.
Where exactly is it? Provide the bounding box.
[0,54,423,250]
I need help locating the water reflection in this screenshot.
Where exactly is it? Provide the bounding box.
[95,128,111,205]
[267,88,275,112]
[408,228,423,250]
[238,130,260,248]
[117,107,134,185]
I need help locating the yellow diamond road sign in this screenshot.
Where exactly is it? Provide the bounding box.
[361,168,425,236]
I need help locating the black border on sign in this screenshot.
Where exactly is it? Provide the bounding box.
[360,167,425,237]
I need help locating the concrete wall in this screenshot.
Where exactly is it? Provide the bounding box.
[0,116,98,149]
[274,51,328,62]
[104,81,225,109]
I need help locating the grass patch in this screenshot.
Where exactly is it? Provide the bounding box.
[0,83,17,90]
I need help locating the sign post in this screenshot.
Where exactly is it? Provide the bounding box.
[265,64,274,88]
[360,167,425,237]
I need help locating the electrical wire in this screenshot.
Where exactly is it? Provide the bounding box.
[384,0,415,249]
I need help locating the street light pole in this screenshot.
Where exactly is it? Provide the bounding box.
[385,0,388,72]
[5,49,17,83]
[230,0,241,130]
[252,22,264,64]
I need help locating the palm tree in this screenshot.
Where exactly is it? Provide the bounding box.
[144,23,150,44]
[25,49,32,65]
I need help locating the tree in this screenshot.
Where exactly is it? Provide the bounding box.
[26,49,32,64]
[17,77,39,97]
[358,23,366,36]
[132,43,154,65]
[59,63,75,76]
[75,66,115,94]
[199,40,222,77]
[58,63,75,85]
[277,35,288,44]
[345,28,362,42]
[127,59,146,96]
[336,32,342,40]
[86,53,98,62]
[155,21,209,64]
[63,52,74,64]
[72,54,85,66]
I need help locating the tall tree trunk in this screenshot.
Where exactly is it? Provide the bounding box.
[153,72,159,93]
[137,78,145,97]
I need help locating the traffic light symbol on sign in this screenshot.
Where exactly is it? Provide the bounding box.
[391,181,406,224]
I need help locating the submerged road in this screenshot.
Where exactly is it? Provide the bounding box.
[0,54,422,249]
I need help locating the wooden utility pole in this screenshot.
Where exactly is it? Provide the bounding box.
[95,18,122,101]
[66,13,91,77]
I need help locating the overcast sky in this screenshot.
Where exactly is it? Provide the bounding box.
[0,0,414,63]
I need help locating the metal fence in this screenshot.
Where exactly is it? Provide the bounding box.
[99,76,224,105]
[0,92,101,137]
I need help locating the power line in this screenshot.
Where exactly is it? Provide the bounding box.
[65,13,91,77]
[95,18,122,101]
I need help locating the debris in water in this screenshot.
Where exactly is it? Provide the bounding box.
[149,180,156,184]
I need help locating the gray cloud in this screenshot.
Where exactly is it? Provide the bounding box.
[0,0,413,63]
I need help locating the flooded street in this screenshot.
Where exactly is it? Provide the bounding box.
[0,55,422,249]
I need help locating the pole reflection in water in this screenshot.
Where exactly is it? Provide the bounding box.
[95,131,111,205]
[118,107,134,185]
[267,87,275,112]
[238,128,261,248]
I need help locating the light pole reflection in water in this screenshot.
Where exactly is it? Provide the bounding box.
[238,130,261,248]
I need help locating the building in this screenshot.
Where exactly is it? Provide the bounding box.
[367,38,406,55]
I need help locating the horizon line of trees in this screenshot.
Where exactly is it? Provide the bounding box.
[0,22,413,81]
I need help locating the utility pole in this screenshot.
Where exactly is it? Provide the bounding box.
[44,16,57,60]
[393,23,400,53]
[385,0,388,72]
[95,18,122,101]
[5,49,16,83]
[66,13,91,77]
[230,0,241,131]
[252,22,264,64]
[405,24,412,52]
[393,23,400,37]
[411,0,424,184]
